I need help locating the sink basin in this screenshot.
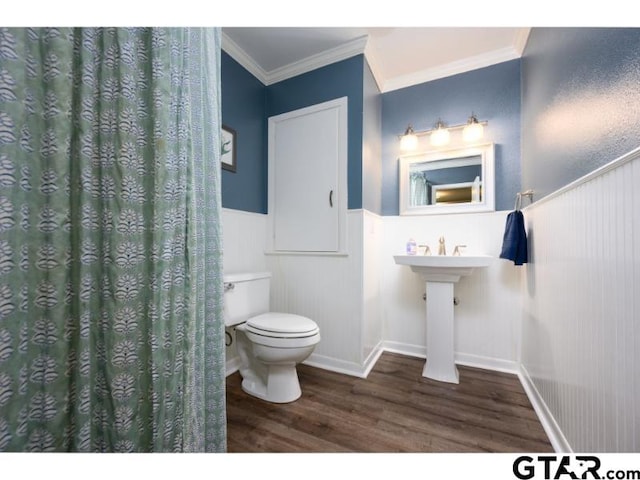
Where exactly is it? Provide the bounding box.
[393,254,492,282]
[394,254,492,384]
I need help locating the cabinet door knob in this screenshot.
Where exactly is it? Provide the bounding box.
[329,190,334,207]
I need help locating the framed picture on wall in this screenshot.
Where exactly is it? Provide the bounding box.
[221,125,237,172]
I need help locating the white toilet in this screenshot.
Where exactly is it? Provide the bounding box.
[223,272,320,403]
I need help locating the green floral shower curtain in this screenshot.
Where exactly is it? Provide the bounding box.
[0,27,226,452]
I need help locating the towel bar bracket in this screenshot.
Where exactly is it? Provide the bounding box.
[514,190,534,211]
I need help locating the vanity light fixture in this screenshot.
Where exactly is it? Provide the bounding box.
[399,124,418,151]
[398,113,487,151]
[462,113,484,143]
[429,119,450,147]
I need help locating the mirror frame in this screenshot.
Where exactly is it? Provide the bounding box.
[399,142,495,216]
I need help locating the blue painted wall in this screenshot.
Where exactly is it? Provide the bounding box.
[521,28,640,200]
[381,59,521,215]
[221,51,267,213]
[362,59,382,215]
[266,55,364,210]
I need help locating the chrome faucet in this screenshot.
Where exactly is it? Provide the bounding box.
[453,245,467,256]
[419,244,431,256]
[438,236,446,256]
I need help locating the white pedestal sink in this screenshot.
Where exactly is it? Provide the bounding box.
[393,254,492,384]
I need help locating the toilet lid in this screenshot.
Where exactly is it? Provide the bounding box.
[247,312,319,337]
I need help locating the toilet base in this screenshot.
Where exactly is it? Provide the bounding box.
[241,363,302,403]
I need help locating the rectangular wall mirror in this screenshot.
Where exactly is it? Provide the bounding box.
[399,143,495,215]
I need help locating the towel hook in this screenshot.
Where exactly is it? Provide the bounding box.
[514,190,534,211]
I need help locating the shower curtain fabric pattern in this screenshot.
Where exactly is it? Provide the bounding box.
[0,27,226,452]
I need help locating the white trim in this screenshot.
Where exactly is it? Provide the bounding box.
[518,365,573,453]
[226,342,384,380]
[382,340,426,359]
[222,207,267,218]
[363,42,385,93]
[264,250,349,257]
[267,97,349,255]
[455,352,518,375]
[361,208,383,221]
[225,355,241,377]
[223,271,271,283]
[381,341,518,374]
[266,36,368,85]
[223,29,531,92]
[513,27,532,56]
[224,34,369,87]
[229,340,518,382]
[523,145,640,212]
[302,353,370,379]
[399,143,495,216]
[361,341,385,378]
[221,32,269,85]
[382,46,521,93]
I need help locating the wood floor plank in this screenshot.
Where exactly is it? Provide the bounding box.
[226,352,553,453]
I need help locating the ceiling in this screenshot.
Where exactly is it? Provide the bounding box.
[221,27,531,93]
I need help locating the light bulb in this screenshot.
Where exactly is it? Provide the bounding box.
[430,120,450,147]
[463,114,484,143]
[400,125,418,151]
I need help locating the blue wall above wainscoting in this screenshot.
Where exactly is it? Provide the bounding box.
[521,28,640,200]
[362,59,382,215]
[221,51,267,214]
[221,53,366,212]
[221,51,522,216]
[266,55,365,210]
[381,59,522,216]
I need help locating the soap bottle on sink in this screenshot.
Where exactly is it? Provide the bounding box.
[406,238,417,255]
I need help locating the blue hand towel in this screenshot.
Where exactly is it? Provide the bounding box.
[499,210,528,265]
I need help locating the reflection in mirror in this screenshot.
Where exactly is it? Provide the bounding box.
[400,143,494,216]
[409,156,482,206]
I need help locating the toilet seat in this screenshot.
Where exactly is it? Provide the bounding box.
[247,312,319,337]
[241,313,320,348]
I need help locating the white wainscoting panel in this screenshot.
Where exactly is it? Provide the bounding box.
[362,210,384,367]
[221,208,268,275]
[221,208,268,369]
[521,149,640,452]
[381,212,522,372]
[266,211,365,374]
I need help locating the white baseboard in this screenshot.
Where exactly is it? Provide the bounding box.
[381,341,518,374]
[518,364,572,453]
[225,355,241,377]
[381,340,426,359]
[361,341,385,378]
[227,342,385,380]
[302,352,371,379]
[455,352,519,374]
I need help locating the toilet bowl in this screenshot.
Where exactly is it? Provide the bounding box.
[224,272,321,403]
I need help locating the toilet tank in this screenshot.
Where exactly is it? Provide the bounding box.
[223,272,271,327]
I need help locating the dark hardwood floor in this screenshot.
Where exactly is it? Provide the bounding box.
[226,352,553,453]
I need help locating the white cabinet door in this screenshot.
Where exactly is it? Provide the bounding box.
[268,97,347,253]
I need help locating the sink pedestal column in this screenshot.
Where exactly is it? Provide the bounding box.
[423,281,458,383]
[393,254,491,385]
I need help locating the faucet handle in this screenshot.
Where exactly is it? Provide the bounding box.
[452,245,467,256]
[419,244,431,256]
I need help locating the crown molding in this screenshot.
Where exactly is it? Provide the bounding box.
[223,29,531,92]
[382,45,522,93]
[514,27,532,55]
[221,32,269,85]
[363,40,385,93]
[265,35,368,85]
